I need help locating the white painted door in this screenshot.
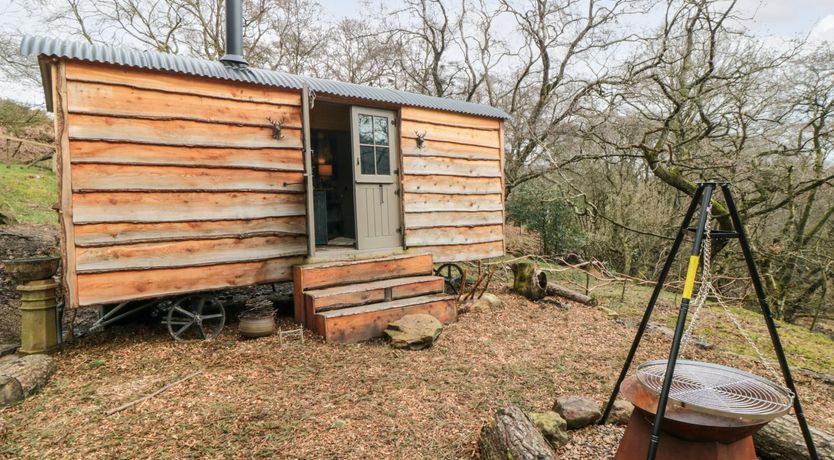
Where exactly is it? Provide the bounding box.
[351,107,402,250]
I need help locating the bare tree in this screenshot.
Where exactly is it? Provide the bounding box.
[494,0,645,196]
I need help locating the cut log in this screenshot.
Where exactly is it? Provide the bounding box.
[545,283,597,306]
[0,354,56,397]
[753,416,834,459]
[479,405,557,460]
[511,262,547,301]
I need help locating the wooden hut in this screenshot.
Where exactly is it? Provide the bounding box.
[21,13,508,342]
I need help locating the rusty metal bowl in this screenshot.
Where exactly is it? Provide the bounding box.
[620,375,770,443]
[2,256,60,283]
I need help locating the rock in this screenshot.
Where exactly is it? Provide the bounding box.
[466,293,502,313]
[479,293,502,308]
[606,400,633,425]
[384,314,443,350]
[0,354,56,396]
[553,395,601,429]
[0,375,23,406]
[646,322,674,339]
[528,410,570,448]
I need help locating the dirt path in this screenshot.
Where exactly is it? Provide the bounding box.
[1,288,830,459]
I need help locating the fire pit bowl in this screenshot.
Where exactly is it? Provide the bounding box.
[2,256,60,284]
[635,360,793,422]
[620,375,769,443]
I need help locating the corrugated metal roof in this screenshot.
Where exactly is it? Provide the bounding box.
[20,35,509,119]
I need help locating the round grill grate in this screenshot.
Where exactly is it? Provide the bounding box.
[636,360,794,421]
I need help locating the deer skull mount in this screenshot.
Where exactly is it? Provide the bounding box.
[267,117,284,141]
[414,130,427,149]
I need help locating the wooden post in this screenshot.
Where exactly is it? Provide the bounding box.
[301,83,315,258]
[621,279,627,302]
[585,271,590,295]
[52,60,79,309]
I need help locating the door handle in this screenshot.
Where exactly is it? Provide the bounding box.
[379,184,384,204]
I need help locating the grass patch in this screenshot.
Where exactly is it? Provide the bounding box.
[493,258,832,372]
[542,262,834,373]
[0,162,58,225]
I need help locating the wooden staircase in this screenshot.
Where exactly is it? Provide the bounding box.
[292,253,457,343]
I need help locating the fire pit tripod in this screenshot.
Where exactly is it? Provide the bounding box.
[600,182,819,460]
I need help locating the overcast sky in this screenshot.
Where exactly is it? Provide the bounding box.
[1,0,833,108]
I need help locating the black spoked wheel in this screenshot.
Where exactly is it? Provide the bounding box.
[435,263,466,294]
[165,294,225,341]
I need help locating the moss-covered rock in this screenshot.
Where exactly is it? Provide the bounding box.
[527,410,570,448]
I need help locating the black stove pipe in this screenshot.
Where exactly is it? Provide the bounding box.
[220,0,248,66]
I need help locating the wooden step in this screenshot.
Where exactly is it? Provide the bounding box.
[292,253,433,324]
[314,294,457,343]
[304,275,445,322]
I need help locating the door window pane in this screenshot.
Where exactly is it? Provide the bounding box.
[360,145,375,175]
[375,147,390,175]
[373,116,389,145]
[358,115,373,144]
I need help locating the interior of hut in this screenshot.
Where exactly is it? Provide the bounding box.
[309,101,357,250]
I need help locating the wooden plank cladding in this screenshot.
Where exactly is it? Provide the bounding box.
[72,164,305,193]
[404,210,504,229]
[401,145,498,161]
[403,193,503,213]
[74,217,306,247]
[76,234,307,273]
[67,80,301,127]
[405,225,504,246]
[73,192,305,224]
[69,142,303,172]
[402,156,501,178]
[76,256,304,306]
[399,106,505,263]
[400,107,499,130]
[60,60,306,306]
[402,175,502,195]
[67,114,302,149]
[401,119,500,149]
[66,61,302,106]
[411,241,504,263]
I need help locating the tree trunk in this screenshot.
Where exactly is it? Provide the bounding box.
[753,416,834,459]
[546,282,598,306]
[511,263,547,300]
[479,405,557,460]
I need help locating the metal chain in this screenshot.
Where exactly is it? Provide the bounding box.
[680,205,785,385]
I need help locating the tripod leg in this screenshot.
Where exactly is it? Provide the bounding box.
[646,182,715,460]
[721,184,819,460]
[599,185,704,424]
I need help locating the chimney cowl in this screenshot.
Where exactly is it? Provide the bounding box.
[220,0,248,66]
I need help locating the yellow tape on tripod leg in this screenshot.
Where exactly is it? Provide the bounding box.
[682,255,700,299]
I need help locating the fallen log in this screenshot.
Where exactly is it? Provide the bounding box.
[795,368,834,386]
[479,405,557,460]
[0,354,56,397]
[754,415,834,459]
[545,283,597,306]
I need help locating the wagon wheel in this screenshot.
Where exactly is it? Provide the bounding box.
[164,294,225,341]
[435,263,466,294]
